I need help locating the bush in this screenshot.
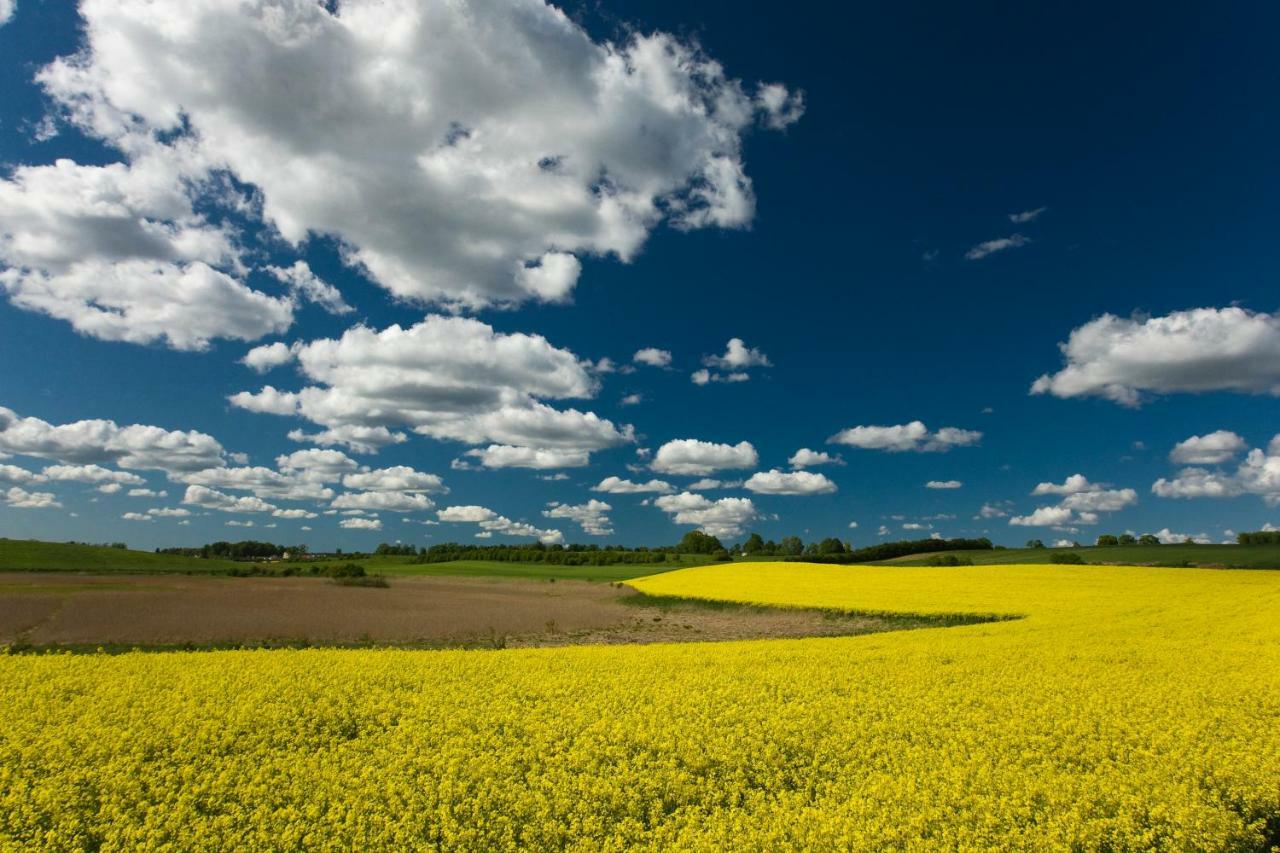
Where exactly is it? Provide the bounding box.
[712,549,732,562]
[326,562,366,579]
[924,555,973,567]
[1050,552,1085,565]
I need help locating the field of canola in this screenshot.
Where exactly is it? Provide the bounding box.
[1,562,1278,850]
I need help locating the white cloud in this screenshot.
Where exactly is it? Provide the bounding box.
[703,338,770,370]
[592,476,673,494]
[925,480,963,490]
[462,445,590,470]
[543,499,613,536]
[41,464,144,486]
[340,517,382,531]
[265,261,352,316]
[1169,431,1247,465]
[147,507,190,518]
[651,439,758,475]
[287,426,406,455]
[1153,438,1280,505]
[787,448,841,468]
[687,478,741,491]
[271,508,317,520]
[1008,207,1047,224]
[979,503,1009,518]
[436,504,562,544]
[97,483,122,494]
[633,348,672,368]
[182,484,276,514]
[341,466,445,493]
[654,492,757,539]
[1032,474,1098,496]
[902,522,932,531]
[3,486,60,509]
[691,368,750,385]
[965,234,1030,260]
[242,342,297,373]
[275,449,361,480]
[331,491,435,513]
[1009,506,1075,527]
[226,520,255,528]
[231,316,632,462]
[1060,488,1137,513]
[744,469,837,495]
[0,464,44,486]
[178,467,333,502]
[0,405,227,473]
[828,421,981,453]
[1149,527,1211,545]
[619,393,643,406]
[0,0,13,27]
[42,0,799,311]
[0,158,294,349]
[127,488,166,498]
[1031,308,1280,406]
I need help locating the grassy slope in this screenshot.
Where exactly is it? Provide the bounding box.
[878,542,1280,568]
[369,555,715,581]
[0,539,242,573]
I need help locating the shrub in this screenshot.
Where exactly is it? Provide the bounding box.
[1050,552,1085,565]
[326,562,366,579]
[924,555,973,567]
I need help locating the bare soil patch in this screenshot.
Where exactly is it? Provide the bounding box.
[0,572,966,651]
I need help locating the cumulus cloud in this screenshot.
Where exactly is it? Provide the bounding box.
[592,476,674,494]
[178,466,333,502]
[633,348,672,368]
[341,466,445,493]
[436,504,562,544]
[687,478,740,490]
[743,469,837,495]
[690,369,749,385]
[651,439,758,476]
[1149,527,1211,545]
[543,500,613,536]
[1031,308,1280,406]
[275,449,361,480]
[40,0,799,311]
[0,464,44,486]
[331,491,435,513]
[965,234,1029,260]
[41,464,144,486]
[127,487,166,498]
[787,448,841,468]
[231,316,632,462]
[1153,436,1280,505]
[462,445,590,470]
[340,517,382,531]
[828,421,982,453]
[182,484,277,514]
[0,157,294,349]
[925,480,963,489]
[1009,506,1075,527]
[0,0,13,27]
[703,338,770,370]
[1032,474,1098,496]
[3,486,60,509]
[0,405,227,473]
[1017,474,1135,526]
[265,261,351,315]
[242,342,297,373]
[654,492,757,539]
[1169,431,1247,465]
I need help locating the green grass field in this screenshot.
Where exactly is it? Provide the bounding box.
[0,539,243,573]
[880,542,1280,568]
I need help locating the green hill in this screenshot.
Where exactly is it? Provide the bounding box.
[0,539,242,573]
[878,542,1280,569]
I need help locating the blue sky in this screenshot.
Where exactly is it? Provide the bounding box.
[1,0,1279,550]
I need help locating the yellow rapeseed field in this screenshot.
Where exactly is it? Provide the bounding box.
[1,562,1278,850]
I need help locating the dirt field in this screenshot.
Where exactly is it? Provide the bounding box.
[0,572,936,650]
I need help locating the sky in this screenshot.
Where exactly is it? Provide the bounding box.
[1,0,1279,551]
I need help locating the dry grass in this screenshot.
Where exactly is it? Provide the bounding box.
[0,572,964,650]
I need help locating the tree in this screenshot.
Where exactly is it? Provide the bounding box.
[780,535,804,556]
[1096,535,1119,547]
[743,533,765,555]
[816,537,846,555]
[676,530,724,554]
[1026,539,1046,549]
[1137,534,1160,546]
[1118,533,1137,546]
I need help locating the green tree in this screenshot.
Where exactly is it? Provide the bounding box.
[1026,539,1046,549]
[1137,534,1160,546]
[743,533,765,555]
[1095,534,1119,547]
[676,530,724,554]
[817,537,846,555]
[780,535,804,556]
[1118,533,1137,546]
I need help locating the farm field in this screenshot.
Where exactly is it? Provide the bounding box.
[879,541,1280,567]
[0,539,242,574]
[0,572,951,650]
[1,561,1277,849]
